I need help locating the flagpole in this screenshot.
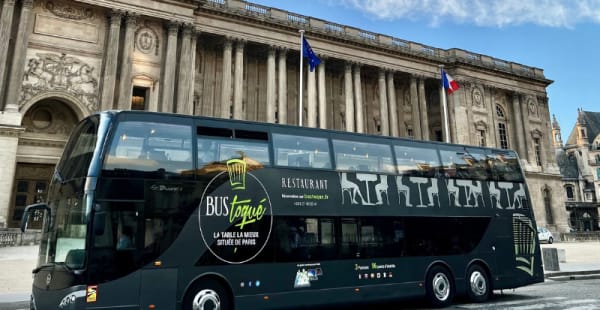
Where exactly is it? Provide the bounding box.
[439,64,450,143]
[299,30,304,127]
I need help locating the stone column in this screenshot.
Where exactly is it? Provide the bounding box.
[307,62,317,127]
[387,71,399,137]
[318,59,327,129]
[0,126,23,228]
[266,46,276,123]
[189,30,198,114]
[233,40,244,119]
[100,11,123,111]
[176,25,193,115]
[4,0,34,112]
[353,64,364,133]
[521,95,534,162]
[344,63,354,132]
[378,69,389,136]
[161,21,179,113]
[410,76,421,139]
[220,38,233,118]
[117,14,137,110]
[512,92,526,159]
[418,78,429,140]
[277,48,287,124]
[0,0,16,105]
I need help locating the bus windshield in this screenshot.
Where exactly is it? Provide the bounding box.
[37,116,99,268]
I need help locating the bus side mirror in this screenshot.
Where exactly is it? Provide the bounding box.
[20,203,51,233]
[93,212,106,236]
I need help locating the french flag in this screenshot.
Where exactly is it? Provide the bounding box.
[442,69,459,94]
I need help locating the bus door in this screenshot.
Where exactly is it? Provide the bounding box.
[88,200,144,307]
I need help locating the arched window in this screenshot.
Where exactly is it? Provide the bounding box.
[565,185,574,201]
[496,105,509,149]
[543,188,554,225]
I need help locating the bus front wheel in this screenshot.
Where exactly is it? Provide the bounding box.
[425,265,455,308]
[466,264,491,303]
[183,279,231,310]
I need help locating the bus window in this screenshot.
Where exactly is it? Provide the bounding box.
[394,144,440,177]
[489,151,524,182]
[274,217,336,262]
[333,140,394,173]
[359,218,406,258]
[273,134,331,169]
[340,218,359,258]
[103,121,192,177]
[438,147,490,180]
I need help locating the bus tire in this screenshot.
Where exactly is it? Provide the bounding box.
[183,278,231,310]
[466,264,491,303]
[425,265,455,308]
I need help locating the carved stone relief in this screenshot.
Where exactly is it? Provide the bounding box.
[474,120,488,131]
[135,22,160,55]
[472,86,484,108]
[43,1,93,20]
[531,128,543,139]
[402,87,410,107]
[20,53,99,111]
[527,97,538,118]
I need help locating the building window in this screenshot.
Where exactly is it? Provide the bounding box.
[434,129,442,142]
[596,154,600,164]
[498,123,508,149]
[496,105,509,149]
[407,127,413,138]
[131,86,148,110]
[543,188,554,225]
[12,179,48,227]
[597,168,600,179]
[565,185,574,201]
[580,129,586,139]
[533,138,542,166]
[477,129,486,146]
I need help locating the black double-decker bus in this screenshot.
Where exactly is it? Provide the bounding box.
[22,110,543,309]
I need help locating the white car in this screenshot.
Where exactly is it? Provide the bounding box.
[537,227,554,244]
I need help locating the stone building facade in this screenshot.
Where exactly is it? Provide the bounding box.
[0,0,568,232]
[553,110,600,232]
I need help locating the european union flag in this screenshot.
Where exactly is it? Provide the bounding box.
[302,37,321,72]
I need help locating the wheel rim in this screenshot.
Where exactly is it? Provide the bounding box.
[469,270,487,296]
[432,272,451,301]
[192,289,221,310]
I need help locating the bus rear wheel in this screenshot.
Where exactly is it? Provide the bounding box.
[183,279,231,310]
[425,265,455,308]
[466,264,491,303]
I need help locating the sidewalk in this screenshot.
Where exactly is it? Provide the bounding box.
[0,245,37,304]
[0,242,598,304]
[540,242,600,281]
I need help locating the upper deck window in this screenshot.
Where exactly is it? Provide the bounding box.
[394,144,441,177]
[488,151,524,182]
[103,121,193,177]
[333,140,394,173]
[197,128,270,173]
[273,133,331,169]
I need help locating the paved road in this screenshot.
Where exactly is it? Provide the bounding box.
[1,241,598,307]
